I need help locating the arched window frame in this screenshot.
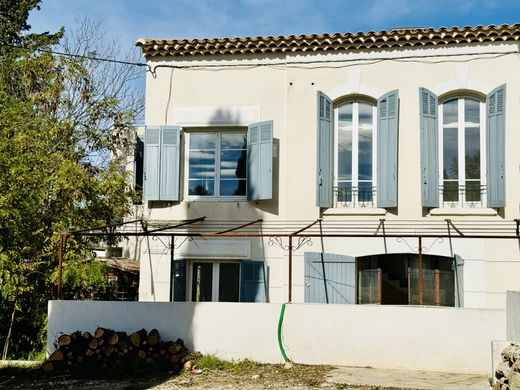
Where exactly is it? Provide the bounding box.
[333,96,378,207]
[438,92,486,208]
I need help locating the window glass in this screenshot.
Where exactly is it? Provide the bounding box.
[441,97,483,206]
[358,103,373,129]
[188,131,247,197]
[336,101,374,206]
[443,99,458,126]
[219,263,240,302]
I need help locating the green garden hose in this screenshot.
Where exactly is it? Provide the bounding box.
[277,303,290,362]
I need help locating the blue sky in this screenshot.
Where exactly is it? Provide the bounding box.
[27,0,519,103]
[29,0,520,47]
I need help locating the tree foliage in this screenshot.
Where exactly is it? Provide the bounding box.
[0,2,143,358]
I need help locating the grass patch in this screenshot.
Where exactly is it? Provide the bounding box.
[193,355,258,372]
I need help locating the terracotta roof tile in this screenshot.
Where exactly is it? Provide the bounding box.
[136,24,520,58]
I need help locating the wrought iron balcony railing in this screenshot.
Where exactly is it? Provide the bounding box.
[440,184,486,208]
[333,185,377,208]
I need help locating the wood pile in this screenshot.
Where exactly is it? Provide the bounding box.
[42,327,190,374]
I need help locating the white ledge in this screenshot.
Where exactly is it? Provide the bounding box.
[429,208,497,216]
[323,208,387,216]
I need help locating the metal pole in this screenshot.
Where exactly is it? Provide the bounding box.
[170,235,174,302]
[418,236,423,305]
[58,234,63,300]
[288,235,293,303]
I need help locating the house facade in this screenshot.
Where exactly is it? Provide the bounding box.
[131,24,520,309]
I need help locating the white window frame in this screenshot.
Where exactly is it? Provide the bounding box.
[186,260,241,302]
[184,130,247,201]
[333,101,378,207]
[438,97,486,208]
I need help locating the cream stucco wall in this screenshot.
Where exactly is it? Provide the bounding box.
[133,42,520,308]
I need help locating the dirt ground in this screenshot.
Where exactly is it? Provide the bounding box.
[0,362,386,389]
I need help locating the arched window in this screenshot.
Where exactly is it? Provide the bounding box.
[335,100,377,206]
[439,96,485,206]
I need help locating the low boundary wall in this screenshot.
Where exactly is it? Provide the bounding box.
[48,301,505,374]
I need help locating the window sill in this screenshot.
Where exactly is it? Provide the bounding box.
[429,208,497,216]
[185,196,248,202]
[323,208,387,216]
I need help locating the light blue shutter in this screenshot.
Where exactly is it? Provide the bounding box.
[316,91,334,208]
[144,126,160,200]
[419,88,439,208]
[486,85,506,208]
[304,252,356,304]
[453,254,464,307]
[377,90,399,208]
[160,126,181,201]
[240,260,266,302]
[247,121,273,200]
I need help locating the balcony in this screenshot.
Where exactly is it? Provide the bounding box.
[440,183,486,208]
[333,185,377,208]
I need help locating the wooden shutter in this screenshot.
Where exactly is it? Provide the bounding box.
[453,254,464,307]
[419,88,439,208]
[486,85,506,208]
[377,90,399,208]
[159,126,181,201]
[144,126,160,200]
[134,133,144,203]
[316,91,334,208]
[240,260,266,302]
[172,260,186,302]
[304,252,356,304]
[247,121,273,200]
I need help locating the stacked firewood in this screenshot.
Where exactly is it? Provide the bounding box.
[42,327,190,373]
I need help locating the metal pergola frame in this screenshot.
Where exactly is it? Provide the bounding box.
[57,217,520,303]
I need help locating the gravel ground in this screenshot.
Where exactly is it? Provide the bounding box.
[0,362,391,389]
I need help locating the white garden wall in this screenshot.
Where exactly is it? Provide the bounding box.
[47,300,505,374]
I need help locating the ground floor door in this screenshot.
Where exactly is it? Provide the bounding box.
[172,259,266,303]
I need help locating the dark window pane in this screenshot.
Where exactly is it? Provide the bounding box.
[443,127,458,180]
[220,179,246,196]
[443,181,458,202]
[465,180,481,202]
[358,182,373,202]
[219,263,240,302]
[188,179,215,196]
[465,127,480,179]
[337,181,352,202]
[191,263,213,302]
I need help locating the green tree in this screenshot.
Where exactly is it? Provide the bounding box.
[0,3,142,358]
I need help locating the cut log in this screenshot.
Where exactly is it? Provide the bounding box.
[108,332,119,346]
[94,327,106,339]
[41,361,54,373]
[147,329,160,346]
[138,350,147,359]
[129,329,147,347]
[89,338,98,350]
[49,350,64,361]
[57,334,71,347]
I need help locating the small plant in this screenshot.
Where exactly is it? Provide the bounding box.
[193,355,257,372]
